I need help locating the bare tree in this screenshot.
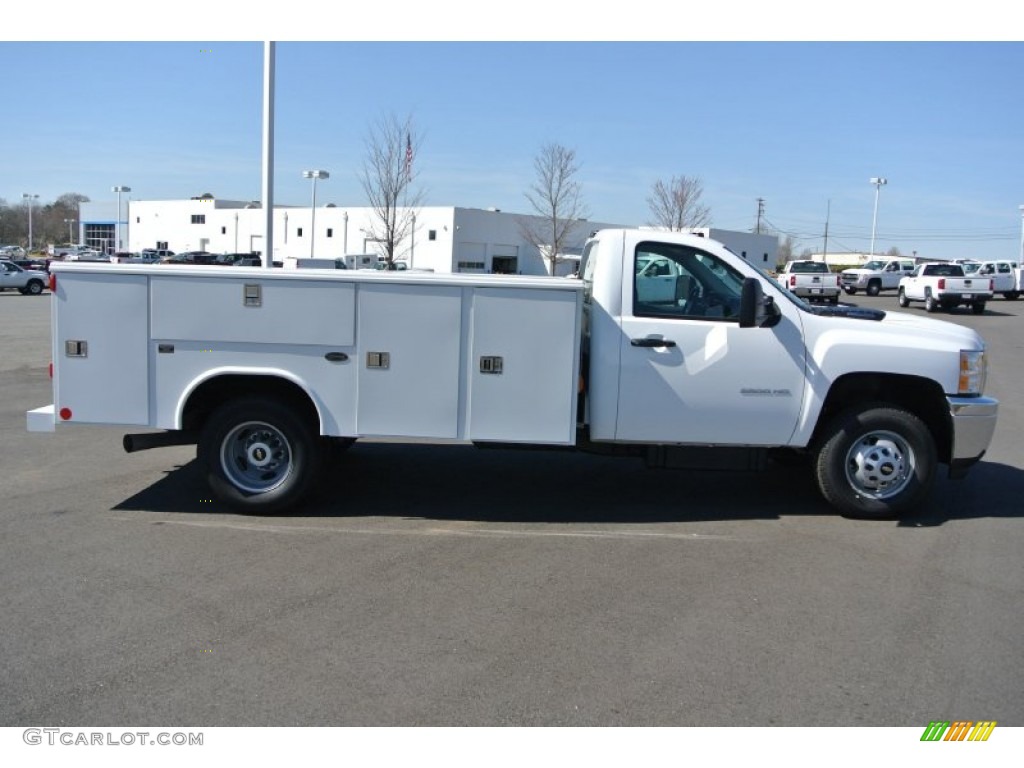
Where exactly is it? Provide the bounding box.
[646,175,711,231]
[523,143,588,276]
[359,113,424,266]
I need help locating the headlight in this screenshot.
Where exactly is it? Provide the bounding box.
[958,349,987,395]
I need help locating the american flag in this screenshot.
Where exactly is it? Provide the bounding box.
[405,132,413,181]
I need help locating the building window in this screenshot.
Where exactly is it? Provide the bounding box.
[191,214,206,224]
[763,253,769,263]
[221,226,227,235]
[327,228,333,238]
[297,227,303,237]
[135,217,140,223]
[741,251,747,259]
[429,230,437,241]
[457,261,485,270]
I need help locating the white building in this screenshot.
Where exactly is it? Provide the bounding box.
[642,226,778,268]
[80,197,778,275]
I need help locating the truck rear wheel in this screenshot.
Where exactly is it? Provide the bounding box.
[1004,292,1019,300]
[972,302,986,315]
[813,405,936,519]
[198,397,322,513]
[924,293,938,312]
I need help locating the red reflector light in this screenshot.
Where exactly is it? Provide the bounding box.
[49,273,56,292]
[990,279,994,291]
[49,362,53,379]
[59,407,72,421]
[790,275,796,287]
[938,278,946,290]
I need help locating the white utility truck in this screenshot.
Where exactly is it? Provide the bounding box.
[26,229,998,519]
[962,260,1023,300]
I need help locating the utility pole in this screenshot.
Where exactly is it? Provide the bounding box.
[755,198,765,234]
[822,200,830,263]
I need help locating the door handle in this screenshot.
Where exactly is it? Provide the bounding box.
[631,337,677,348]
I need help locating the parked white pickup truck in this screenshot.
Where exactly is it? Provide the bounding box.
[962,260,1023,300]
[840,258,916,296]
[0,259,48,295]
[775,260,840,304]
[898,263,994,314]
[26,229,998,520]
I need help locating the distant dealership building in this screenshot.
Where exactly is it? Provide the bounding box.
[78,197,778,275]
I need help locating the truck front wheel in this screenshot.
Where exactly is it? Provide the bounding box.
[897,288,909,307]
[25,279,44,295]
[198,397,322,513]
[866,280,881,297]
[813,405,936,519]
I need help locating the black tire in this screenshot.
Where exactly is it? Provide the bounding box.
[972,302,986,315]
[829,294,839,305]
[1004,292,1019,300]
[843,287,856,295]
[813,405,936,519]
[198,396,322,514]
[866,280,881,297]
[924,293,938,313]
[25,279,44,296]
[897,288,909,307]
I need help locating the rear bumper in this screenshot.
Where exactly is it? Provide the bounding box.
[946,396,998,474]
[26,404,55,433]
[937,292,993,302]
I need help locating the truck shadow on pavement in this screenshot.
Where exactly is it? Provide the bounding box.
[112,442,1024,526]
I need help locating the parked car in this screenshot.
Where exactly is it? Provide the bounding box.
[127,253,162,264]
[141,249,175,261]
[0,245,27,259]
[775,260,841,304]
[214,252,261,266]
[0,260,48,295]
[163,251,215,265]
[9,258,48,272]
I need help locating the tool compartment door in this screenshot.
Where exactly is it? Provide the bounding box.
[54,273,150,425]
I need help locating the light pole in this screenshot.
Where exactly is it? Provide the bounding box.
[869,177,887,256]
[302,169,329,258]
[112,186,131,254]
[64,218,76,245]
[22,193,39,251]
[1019,205,1024,264]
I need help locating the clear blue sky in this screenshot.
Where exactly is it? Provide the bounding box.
[2,37,1023,259]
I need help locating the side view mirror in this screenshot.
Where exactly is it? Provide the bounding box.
[739,277,776,328]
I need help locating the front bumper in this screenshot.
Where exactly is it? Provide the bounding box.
[946,395,998,477]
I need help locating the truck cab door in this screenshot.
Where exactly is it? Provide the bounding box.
[614,240,807,445]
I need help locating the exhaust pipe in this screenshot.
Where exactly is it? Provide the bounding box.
[123,430,198,453]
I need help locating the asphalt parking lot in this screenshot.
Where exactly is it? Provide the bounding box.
[1,288,1023,727]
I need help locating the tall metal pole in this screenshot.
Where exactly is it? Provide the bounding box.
[262,42,275,268]
[22,194,38,250]
[64,218,75,244]
[112,186,131,254]
[869,177,887,256]
[822,200,830,263]
[302,170,329,258]
[1019,204,1024,264]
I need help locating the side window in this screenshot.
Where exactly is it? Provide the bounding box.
[633,242,743,321]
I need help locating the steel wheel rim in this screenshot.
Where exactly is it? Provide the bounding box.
[844,429,915,500]
[220,421,293,494]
